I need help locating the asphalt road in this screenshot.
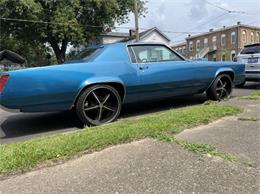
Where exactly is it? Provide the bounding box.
[0,82,259,144]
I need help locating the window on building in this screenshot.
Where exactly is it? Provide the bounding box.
[257,32,260,43]
[250,32,254,44]
[204,38,208,48]
[221,34,226,46]
[212,36,217,50]
[189,41,193,51]
[242,31,247,45]
[231,50,236,61]
[221,53,226,61]
[213,54,217,61]
[196,40,200,51]
[231,32,236,44]
[183,47,186,55]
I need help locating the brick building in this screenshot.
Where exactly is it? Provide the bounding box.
[172,22,260,61]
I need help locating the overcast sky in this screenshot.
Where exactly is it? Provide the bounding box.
[117,0,260,45]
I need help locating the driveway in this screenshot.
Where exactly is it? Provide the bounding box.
[0,82,259,144]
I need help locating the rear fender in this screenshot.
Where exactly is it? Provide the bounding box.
[71,76,125,109]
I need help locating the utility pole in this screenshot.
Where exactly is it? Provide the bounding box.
[134,0,140,41]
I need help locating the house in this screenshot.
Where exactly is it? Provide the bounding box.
[172,22,260,61]
[70,27,172,56]
[0,50,26,71]
[99,27,171,45]
[171,42,186,57]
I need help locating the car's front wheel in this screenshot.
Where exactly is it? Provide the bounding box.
[206,74,233,101]
[76,85,122,126]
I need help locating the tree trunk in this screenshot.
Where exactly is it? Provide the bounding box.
[49,40,67,64]
[54,51,66,64]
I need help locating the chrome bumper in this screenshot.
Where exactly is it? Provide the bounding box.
[245,71,260,81]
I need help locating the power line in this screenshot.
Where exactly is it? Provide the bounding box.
[173,12,229,40]
[0,17,207,34]
[204,0,230,12]
[204,0,260,16]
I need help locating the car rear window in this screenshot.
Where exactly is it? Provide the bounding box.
[241,45,260,54]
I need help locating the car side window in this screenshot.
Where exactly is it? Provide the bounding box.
[129,45,183,63]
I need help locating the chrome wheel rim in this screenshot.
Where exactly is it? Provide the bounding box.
[216,77,232,99]
[83,87,120,124]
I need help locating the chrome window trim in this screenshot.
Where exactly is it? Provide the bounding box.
[126,43,186,65]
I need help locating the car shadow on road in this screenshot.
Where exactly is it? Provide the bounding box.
[238,82,260,90]
[0,94,208,142]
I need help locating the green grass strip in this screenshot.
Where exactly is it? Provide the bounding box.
[154,134,237,161]
[251,90,260,96]
[238,117,259,121]
[238,90,260,100]
[0,103,241,174]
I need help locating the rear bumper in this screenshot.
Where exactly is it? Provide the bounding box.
[245,71,260,81]
[0,94,20,112]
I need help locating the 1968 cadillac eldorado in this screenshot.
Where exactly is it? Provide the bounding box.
[0,42,245,125]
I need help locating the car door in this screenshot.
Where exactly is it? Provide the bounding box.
[128,44,200,101]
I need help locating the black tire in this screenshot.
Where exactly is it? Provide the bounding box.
[235,80,246,88]
[76,85,122,126]
[206,74,233,101]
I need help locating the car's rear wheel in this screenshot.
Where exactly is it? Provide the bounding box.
[206,74,233,101]
[76,85,122,126]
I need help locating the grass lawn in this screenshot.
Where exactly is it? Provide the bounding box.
[0,103,241,175]
[238,90,260,100]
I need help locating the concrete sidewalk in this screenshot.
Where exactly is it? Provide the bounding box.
[177,99,260,169]
[0,99,259,193]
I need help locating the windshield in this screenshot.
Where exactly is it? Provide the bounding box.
[68,47,104,61]
[241,45,260,54]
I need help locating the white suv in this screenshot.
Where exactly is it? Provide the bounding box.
[237,43,260,86]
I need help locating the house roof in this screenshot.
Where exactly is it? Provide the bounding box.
[172,42,186,48]
[101,32,129,37]
[186,24,260,40]
[0,50,26,64]
[138,27,171,41]
[102,27,171,42]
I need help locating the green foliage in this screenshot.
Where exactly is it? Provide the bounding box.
[0,0,146,63]
[0,33,54,66]
[0,103,241,174]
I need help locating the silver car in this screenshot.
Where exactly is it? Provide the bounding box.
[237,43,260,86]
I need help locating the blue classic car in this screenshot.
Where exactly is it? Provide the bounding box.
[0,42,245,125]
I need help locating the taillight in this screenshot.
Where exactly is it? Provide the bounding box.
[0,75,9,93]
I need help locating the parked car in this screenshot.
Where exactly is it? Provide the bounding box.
[0,42,245,126]
[237,43,260,86]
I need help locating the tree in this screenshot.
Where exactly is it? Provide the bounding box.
[0,32,54,66]
[0,0,146,64]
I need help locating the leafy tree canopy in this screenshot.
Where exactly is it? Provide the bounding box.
[0,0,146,64]
[0,33,54,66]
